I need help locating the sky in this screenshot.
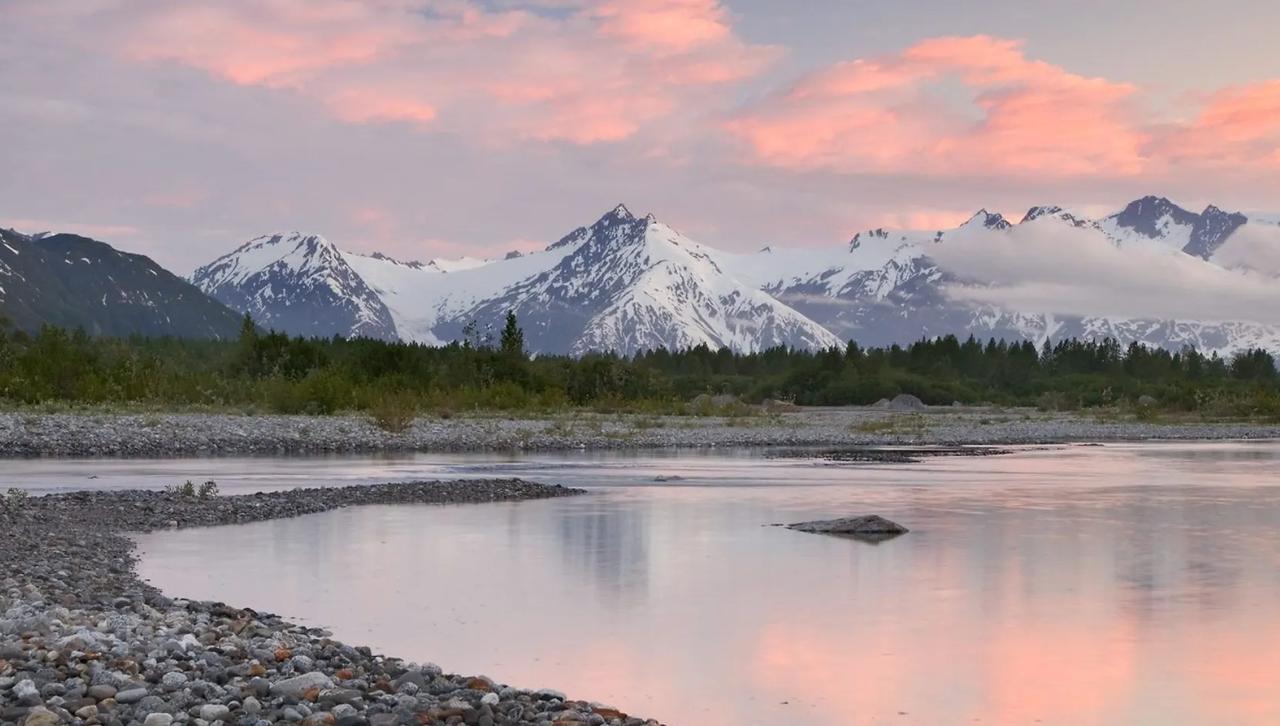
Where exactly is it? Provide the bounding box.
[3,0,1280,273]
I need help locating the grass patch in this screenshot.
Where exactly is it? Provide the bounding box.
[851,415,929,435]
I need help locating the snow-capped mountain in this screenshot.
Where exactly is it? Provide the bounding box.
[0,228,243,338]
[348,205,840,354]
[452,205,841,355]
[191,232,397,340]
[724,195,1280,354]
[187,196,1280,356]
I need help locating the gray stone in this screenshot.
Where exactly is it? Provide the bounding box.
[13,679,41,706]
[135,695,169,717]
[143,714,175,726]
[21,706,60,726]
[199,703,231,722]
[271,672,333,698]
[116,687,149,704]
[161,671,189,689]
[318,688,362,706]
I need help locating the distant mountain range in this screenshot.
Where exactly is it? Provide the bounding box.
[0,228,242,338]
[5,195,1280,354]
[187,195,1280,356]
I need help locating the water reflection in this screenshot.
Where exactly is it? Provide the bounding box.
[127,444,1280,725]
[556,501,650,602]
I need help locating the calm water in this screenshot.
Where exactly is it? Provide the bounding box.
[104,443,1280,724]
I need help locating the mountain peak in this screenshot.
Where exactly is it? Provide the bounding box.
[1020,205,1094,229]
[273,230,330,243]
[1020,205,1064,224]
[848,228,890,250]
[1110,195,1198,237]
[962,209,1011,231]
[368,250,427,269]
[589,204,643,232]
[1184,205,1248,260]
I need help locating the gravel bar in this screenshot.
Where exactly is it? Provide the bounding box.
[2,408,1279,457]
[0,480,667,726]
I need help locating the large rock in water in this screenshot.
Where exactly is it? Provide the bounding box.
[787,515,909,538]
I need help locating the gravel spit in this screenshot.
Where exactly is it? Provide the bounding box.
[2,407,1278,457]
[0,480,667,725]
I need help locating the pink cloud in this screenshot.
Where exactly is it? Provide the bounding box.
[1157,80,1280,167]
[120,1,409,87]
[325,88,437,125]
[58,0,774,146]
[727,35,1147,177]
[870,208,977,231]
[589,0,732,52]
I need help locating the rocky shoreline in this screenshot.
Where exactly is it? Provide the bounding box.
[2,408,1279,457]
[0,480,664,726]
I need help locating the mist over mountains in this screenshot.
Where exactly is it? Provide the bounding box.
[5,195,1280,355]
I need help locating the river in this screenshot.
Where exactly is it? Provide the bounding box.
[12,443,1280,724]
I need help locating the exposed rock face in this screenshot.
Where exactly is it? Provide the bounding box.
[1184,205,1248,260]
[786,515,910,538]
[191,231,398,340]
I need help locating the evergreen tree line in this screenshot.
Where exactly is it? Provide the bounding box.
[0,313,1277,417]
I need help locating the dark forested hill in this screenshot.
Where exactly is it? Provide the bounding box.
[0,228,243,338]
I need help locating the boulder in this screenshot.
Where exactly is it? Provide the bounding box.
[786,515,909,540]
[271,672,334,698]
[887,394,926,412]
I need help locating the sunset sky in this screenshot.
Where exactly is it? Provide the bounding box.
[4,0,1280,270]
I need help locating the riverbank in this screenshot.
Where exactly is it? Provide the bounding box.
[1,407,1278,457]
[0,480,663,726]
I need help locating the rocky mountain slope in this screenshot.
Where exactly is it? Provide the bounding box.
[191,232,397,340]
[0,228,243,338]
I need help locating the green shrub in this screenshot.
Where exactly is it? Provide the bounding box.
[164,480,196,497]
[3,488,29,511]
[369,396,417,433]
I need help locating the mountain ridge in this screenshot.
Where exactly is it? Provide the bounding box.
[181,196,1280,355]
[0,228,243,338]
[7,194,1279,354]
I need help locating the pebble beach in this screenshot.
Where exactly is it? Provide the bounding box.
[0,480,665,726]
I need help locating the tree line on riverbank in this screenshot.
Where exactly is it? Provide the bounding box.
[0,314,1277,419]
